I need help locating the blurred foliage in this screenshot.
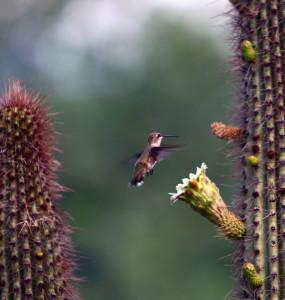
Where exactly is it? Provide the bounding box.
[0,2,237,299]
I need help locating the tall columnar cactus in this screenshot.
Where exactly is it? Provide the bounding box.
[170,1,285,299]
[226,1,284,298]
[0,79,79,299]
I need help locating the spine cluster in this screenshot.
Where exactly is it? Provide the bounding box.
[0,79,78,299]
[226,0,285,298]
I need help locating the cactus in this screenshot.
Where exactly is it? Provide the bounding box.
[170,0,285,299]
[226,0,284,298]
[0,79,79,299]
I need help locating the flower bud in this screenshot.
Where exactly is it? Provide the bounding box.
[248,155,259,166]
[211,122,242,140]
[241,40,256,62]
[243,263,262,288]
[170,163,246,239]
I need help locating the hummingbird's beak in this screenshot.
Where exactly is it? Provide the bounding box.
[162,135,179,138]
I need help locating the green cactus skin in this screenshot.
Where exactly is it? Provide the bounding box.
[224,0,285,298]
[0,79,79,299]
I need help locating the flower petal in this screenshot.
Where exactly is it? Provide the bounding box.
[182,178,189,185]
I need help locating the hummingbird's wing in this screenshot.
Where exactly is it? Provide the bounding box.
[128,146,182,187]
[127,151,143,165]
[149,146,182,162]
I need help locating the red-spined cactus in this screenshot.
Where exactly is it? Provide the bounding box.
[0,79,79,299]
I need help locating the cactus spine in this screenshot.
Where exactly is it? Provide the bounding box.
[0,79,79,299]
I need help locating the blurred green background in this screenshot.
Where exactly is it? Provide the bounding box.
[0,0,238,299]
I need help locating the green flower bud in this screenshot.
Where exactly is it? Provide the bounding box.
[248,155,259,166]
[243,263,262,288]
[241,40,256,62]
[170,163,246,239]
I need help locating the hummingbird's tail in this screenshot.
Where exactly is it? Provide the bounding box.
[128,173,144,187]
[128,164,146,187]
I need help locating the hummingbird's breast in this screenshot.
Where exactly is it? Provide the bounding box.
[135,147,155,170]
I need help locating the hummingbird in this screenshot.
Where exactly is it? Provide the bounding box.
[128,132,181,187]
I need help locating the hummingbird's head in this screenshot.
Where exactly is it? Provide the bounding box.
[148,132,163,146]
[148,132,179,146]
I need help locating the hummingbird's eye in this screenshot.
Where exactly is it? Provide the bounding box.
[157,134,162,137]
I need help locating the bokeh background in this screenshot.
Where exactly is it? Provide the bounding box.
[0,0,239,299]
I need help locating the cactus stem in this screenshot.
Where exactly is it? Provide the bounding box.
[0,79,79,299]
[247,2,266,299]
[260,0,280,297]
[0,178,8,299]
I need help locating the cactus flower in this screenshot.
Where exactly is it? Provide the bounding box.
[211,122,242,140]
[170,163,246,239]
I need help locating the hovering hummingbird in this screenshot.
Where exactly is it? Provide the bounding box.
[128,132,181,187]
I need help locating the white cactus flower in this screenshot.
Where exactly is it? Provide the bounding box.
[169,163,207,203]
